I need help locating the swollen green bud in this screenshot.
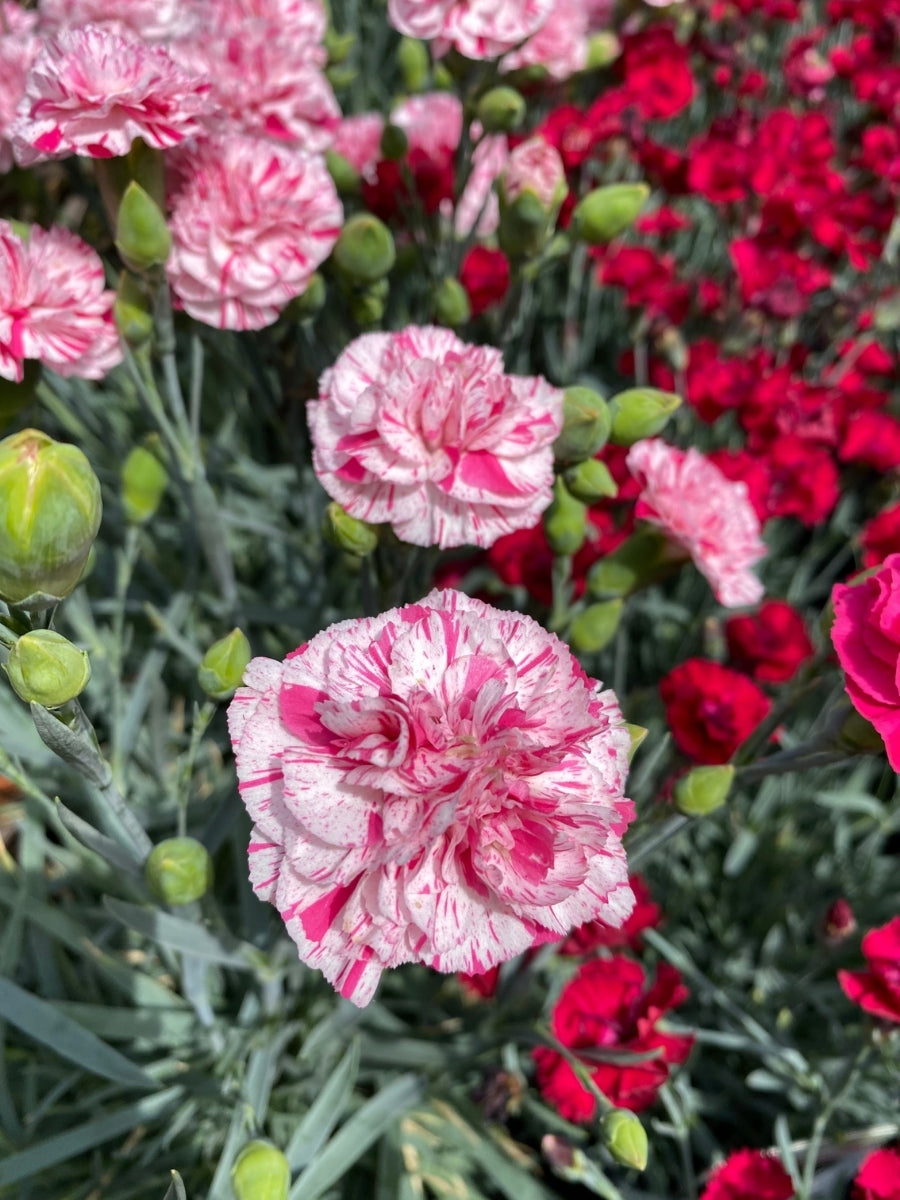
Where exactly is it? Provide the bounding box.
[198,628,251,701]
[380,123,408,162]
[543,477,587,556]
[608,387,682,446]
[498,190,554,259]
[586,528,672,600]
[332,214,396,285]
[322,502,379,557]
[674,764,735,816]
[397,38,430,92]
[571,183,650,245]
[553,387,612,464]
[569,599,623,654]
[121,441,168,524]
[0,360,40,427]
[6,629,91,708]
[562,459,618,503]
[585,31,621,69]
[0,428,102,609]
[231,1140,290,1200]
[114,271,154,347]
[145,837,214,906]
[432,277,470,328]
[476,86,526,133]
[324,27,354,65]
[349,284,387,328]
[115,181,171,271]
[289,272,326,321]
[601,1109,648,1172]
[325,150,361,195]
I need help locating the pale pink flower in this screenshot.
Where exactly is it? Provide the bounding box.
[455,133,508,238]
[501,137,567,210]
[166,135,342,331]
[331,112,384,183]
[502,0,589,80]
[308,326,563,549]
[0,220,122,382]
[12,25,211,164]
[37,0,199,42]
[626,438,766,608]
[228,587,635,1007]
[0,3,39,174]
[171,0,338,152]
[391,92,462,163]
[388,0,554,60]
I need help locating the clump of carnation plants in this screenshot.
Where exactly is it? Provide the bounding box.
[0,1,898,1198]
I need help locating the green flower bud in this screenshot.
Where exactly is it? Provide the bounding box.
[145,837,214,906]
[0,360,40,428]
[121,440,168,524]
[562,459,618,503]
[115,181,171,272]
[626,724,648,762]
[324,27,354,65]
[601,1109,648,1172]
[476,86,526,133]
[322,501,378,557]
[325,63,355,90]
[287,272,326,321]
[114,271,155,347]
[198,628,252,701]
[380,123,408,162]
[543,477,587,556]
[571,183,650,246]
[432,62,453,90]
[332,214,396,285]
[349,286,386,328]
[585,31,621,69]
[674,764,735,816]
[608,387,682,446]
[231,1140,290,1200]
[0,428,102,609]
[499,190,554,260]
[397,37,430,91]
[432,277,471,328]
[6,629,91,708]
[569,599,623,654]
[325,149,361,195]
[553,387,612,464]
[586,528,672,600]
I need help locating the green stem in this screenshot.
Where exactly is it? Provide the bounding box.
[548,555,573,634]
[797,1044,874,1198]
[110,525,142,786]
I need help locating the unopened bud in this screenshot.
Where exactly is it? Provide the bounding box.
[476,86,526,133]
[498,139,567,259]
[231,1140,290,1200]
[115,181,171,271]
[198,628,251,701]
[322,502,378,557]
[324,28,354,65]
[332,214,396,285]
[432,277,470,328]
[586,31,621,69]
[553,387,612,464]
[349,280,388,327]
[569,599,623,654]
[145,837,214,906]
[0,360,40,427]
[499,191,553,259]
[397,37,430,92]
[325,150,361,195]
[6,629,91,708]
[822,898,856,946]
[608,387,681,445]
[674,764,735,816]
[601,1109,648,1171]
[562,458,618,503]
[114,271,154,347]
[572,183,650,245]
[586,528,672,600]
[121,440,168,524]
[380,123,408,162]
[543,477,587,556]
[289,272,327,321]
[0,428,102,609]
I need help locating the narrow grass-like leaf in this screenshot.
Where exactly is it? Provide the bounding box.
[52,1002,198,1046]
[104,897,260,969]
[0,977,158,1090]
[244,1022,302,1124]
[288,1072,425,1200]
[163,1169,188,1200]
[55,799,144,876]
[0,1086,183,1188]
[286,1037,361,1171]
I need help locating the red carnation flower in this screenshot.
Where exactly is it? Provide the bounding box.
[861,503,900,569]
[459,246,510,316]
[725,601,814,683]
[853,1145,900,1200]
[700,1149,793,1200]
[534,955,692,1119]
[660,659,771,764]
[560,874,661,955]
[839,916,900,1023]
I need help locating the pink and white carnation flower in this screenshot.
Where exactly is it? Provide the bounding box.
[36,0,200,42]
[500,137,567,210]
[387,0,554,60]
[166,135,342,331]
[0,220,122,382]
[228,588,635,1007]
[331,112,385,184]
[502,0,589,81]
[626,438,766,608]
[307,326,563,549]
[12,25,211,164]
[0,2,39,174]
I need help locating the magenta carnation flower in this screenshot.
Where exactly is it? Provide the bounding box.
[166,135,342,331]
[0,220,122,383]
[387,0,554,60]
[626,438,766,607]
[12,25,211,164]
[228,588,635,1006]
[307,327,563,549]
